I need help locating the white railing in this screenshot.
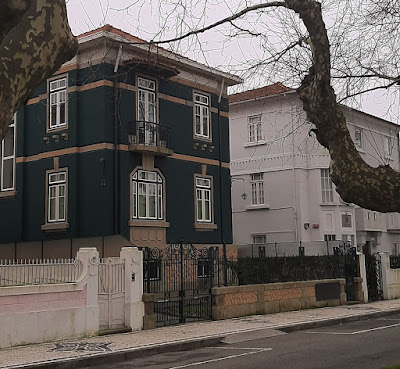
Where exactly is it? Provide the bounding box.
[0,259,83,287]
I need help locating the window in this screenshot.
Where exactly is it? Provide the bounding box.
[132,170,163,220]
[0,115,16,192]
[48,171,67,223]
[321,169,333,203]
[342,213,352,228]
[324,234,336,241]
[250,173,264,205]
[138,77,157,146]
[384,137,392,159]
[354,127,362,149]
[392,242,399,256]
[248,115,262,143]
[194,93,210,139]
[197,257,211,278]
[252,234,266,245]
[49,77,67,130]
[341,234,355,246]
[144,259,161,281]
[196,177,212,222]
[258,247,266,258]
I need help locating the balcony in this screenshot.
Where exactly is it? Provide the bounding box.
[355,208,386,232]
[127,121,173,156]
[387,213,400,233]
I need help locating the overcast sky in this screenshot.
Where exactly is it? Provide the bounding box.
[65,0,399,124]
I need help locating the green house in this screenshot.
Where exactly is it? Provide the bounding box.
[0,25,242,259]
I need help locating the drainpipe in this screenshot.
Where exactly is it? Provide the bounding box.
[217,79,228,286]
[113,45,123,236]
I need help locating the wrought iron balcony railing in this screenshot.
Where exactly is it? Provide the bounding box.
[127,121,172,155]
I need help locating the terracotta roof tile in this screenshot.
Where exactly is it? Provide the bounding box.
[229,83,294,103]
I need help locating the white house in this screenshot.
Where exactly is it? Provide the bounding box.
[229,83,400,256]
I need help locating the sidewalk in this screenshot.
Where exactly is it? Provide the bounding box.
[2,299,400,369]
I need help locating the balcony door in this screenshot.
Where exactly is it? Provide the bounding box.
[138,77,157,146]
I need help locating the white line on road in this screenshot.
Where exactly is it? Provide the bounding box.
[167,348,272,369]
[307,322,400,335]
[211,347,270,350]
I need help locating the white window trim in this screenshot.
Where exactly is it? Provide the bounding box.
[138,76,157,124]
[48,77,67,131]
[321,168,334,203]
[132,169,164,221]
[194,92,211,140]
[250,173,265,206]
[196,177,212,222]
[248,115,263,144]
[0,114,16,192]
[47,170,67,223]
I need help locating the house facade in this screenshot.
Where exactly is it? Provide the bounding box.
[229,83,400,256]
[0,25,241,259]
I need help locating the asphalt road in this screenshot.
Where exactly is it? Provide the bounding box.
[89,313,400,369]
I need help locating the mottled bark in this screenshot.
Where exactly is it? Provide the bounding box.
[285,0,400,213]
[0,0,78,140]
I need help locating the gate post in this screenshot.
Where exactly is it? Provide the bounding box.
[76,247,100,334]
[357,253,368,303]
[120,247,144,331]
[379,253,389,300]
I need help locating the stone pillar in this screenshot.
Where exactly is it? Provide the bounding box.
[357,253,368,303]
[76,247,100,334]
[379,253,390,300]
[142,293,156,330]
[120,247,144,331]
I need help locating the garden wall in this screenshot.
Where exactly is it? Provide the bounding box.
[212,279,346,320]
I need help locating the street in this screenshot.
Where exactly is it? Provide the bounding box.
[89,313,400,369]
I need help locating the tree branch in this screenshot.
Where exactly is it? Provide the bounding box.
[0,0,78,141]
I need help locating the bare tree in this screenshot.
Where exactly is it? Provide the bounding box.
[111,0,399,213]
[0,0,78,141]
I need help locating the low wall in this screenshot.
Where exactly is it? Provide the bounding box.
[0,248,99,348]
[212,279,346,320]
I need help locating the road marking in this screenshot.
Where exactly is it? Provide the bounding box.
[307,322,400,335]
[211,347,269,350]
[167,348,272,368]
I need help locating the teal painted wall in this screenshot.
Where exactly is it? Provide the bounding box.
[0,62,233,249]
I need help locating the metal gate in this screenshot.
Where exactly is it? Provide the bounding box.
[333,243,359,301]
[365,253,383,302]
[98,257,126,331]
[143,242,215,326]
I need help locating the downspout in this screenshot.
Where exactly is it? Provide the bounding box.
[113,45,123,236]
[291,105,299,242]
[217,79,228,286]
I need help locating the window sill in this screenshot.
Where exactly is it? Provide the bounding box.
[246,204,270,210]
[194,223,217,231]
[244,141,267,148]
[0,190,17,199]
[129,220,170,228]
[41,222,69,232]
[194,136,212,143]
[320,202,336,206]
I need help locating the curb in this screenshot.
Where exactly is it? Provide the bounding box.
[6,337,223,369]
[278,307,400,333]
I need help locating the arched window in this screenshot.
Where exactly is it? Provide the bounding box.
[132,170,163,220]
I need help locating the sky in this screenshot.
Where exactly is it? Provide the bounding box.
[65,0,400,124]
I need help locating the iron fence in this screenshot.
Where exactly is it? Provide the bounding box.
[390,255,400,269]
[0,259,83,287]
[127,120,172,148]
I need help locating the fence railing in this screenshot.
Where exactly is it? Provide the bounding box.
[237,240,351,258]
[0,259,83,287]
[390,255,400,269]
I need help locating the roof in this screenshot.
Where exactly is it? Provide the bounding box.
[229,83,294,103]
[76,25,243,86]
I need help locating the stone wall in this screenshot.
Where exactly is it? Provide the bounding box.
[212,279,346,320]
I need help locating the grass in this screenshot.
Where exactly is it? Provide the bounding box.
[381,366,400,369]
